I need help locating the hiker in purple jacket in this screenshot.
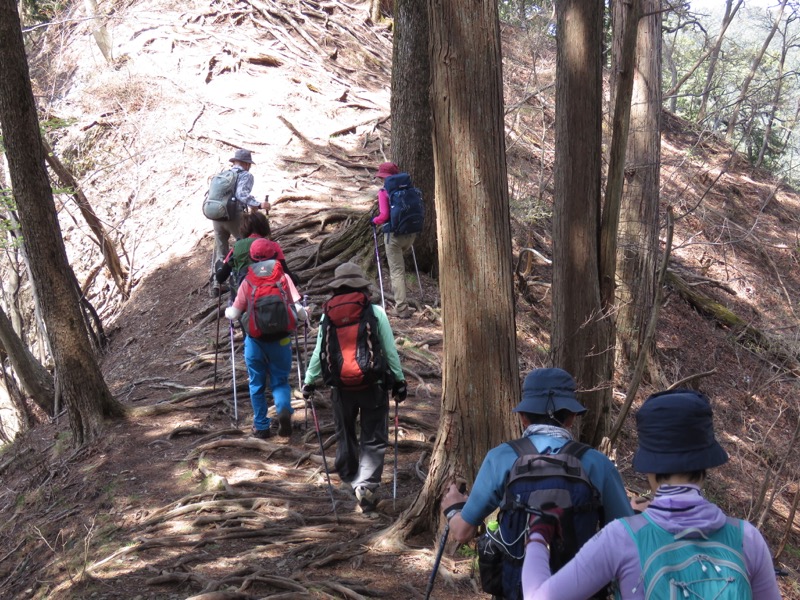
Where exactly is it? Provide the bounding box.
[521,389,782,600]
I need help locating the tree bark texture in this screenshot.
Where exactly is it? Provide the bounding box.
[0,306,55,414]
[602,0,639,311]
[388,0,520,540]
[0,1,125,445]
[391,0,437,273]
[551,0,612,446]
[613,0,662,367]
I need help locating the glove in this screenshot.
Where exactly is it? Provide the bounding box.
[215,261,232,284]
[302,383,315,400]
[225,306,242,320]
[295,305,308,322]
[392,381,407,402]
[443,501,465,522]
[528,504,564,546]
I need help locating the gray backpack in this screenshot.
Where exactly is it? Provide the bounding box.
[203,169,239,221]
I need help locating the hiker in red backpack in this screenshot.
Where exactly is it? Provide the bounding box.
[520,389,781,600]
[225,238,306,439]
[439,368,633,600]
[301,262,406,513]
[214,211,297,293]
[210,149,271,297]
[372,161,423,319]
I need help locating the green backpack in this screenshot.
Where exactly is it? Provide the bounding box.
[619,513,752,600]
[203,169,239,221]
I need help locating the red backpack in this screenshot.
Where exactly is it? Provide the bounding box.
[241,260,296,340]
[320,291,387,389]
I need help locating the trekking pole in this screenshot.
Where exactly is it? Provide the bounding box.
[371,223,386,309]
[423,523,450,600]
[393,399,399,510]
[229,319,239,427]
[302,294,309,433]
[410,245,424,305]
[308,389,339,523]
[213,292,222,390]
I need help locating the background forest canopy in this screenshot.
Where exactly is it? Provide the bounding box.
[498,0,800,186]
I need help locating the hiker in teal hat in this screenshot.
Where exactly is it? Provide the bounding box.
[521,389,781,599]
[440,367,632,600]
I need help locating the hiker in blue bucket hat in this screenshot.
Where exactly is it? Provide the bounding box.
[440,367,633,600]
[521,389,781,599]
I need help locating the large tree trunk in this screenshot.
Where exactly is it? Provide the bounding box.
[551,0,611,446]
[613,0,662,368]
[0,306,55,414]
[381,0,519,545]
[390,0,437,274]
[0,0,126,445]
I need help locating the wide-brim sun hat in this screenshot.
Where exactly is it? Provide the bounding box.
[230,149,255,164]
[633,389,729,474]
[250,238,280,261]
[376,161,399,179]
[329,262,371,290]
[513,368,588,415]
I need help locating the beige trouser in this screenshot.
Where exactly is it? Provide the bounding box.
[212,212,242,275]
[384,232,417,311]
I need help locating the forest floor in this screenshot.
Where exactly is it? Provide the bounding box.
[2,0,800,598]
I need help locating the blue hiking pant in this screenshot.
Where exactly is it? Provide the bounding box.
[243,334,294,432]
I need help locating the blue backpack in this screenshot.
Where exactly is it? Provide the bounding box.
[618,514,752,600]
[383,172,424,235]
[478,438,602,600]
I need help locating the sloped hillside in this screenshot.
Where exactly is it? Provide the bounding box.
[1,1,800,599]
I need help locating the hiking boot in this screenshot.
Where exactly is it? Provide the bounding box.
[355,486,377,513]
[210,281,221,298]
[252,428,271,439]
[277,410,292,437]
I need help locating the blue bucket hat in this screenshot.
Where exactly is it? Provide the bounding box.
[513,368,587,416]
[633,389,728,474]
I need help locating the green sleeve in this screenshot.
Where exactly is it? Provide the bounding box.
[303,315,325,385]
[372,305,404,382]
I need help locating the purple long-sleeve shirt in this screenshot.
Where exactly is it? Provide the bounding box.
[522,485,781,599]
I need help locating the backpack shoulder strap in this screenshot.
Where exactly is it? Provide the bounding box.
[506,436,537,457]
[557,440,592,460]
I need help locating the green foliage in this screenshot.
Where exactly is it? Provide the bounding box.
[21,0,67,24]
[498,0,555,31]
[41,116,77,132]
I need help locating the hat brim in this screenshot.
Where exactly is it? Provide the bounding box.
[230,157,255,164]
[512,394,588,415]
[633,441,728,474]
[329,276,371,290]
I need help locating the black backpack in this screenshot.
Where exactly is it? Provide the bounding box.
[383,172,424,235]
[477,438,603,600]
[319,291,387,389]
